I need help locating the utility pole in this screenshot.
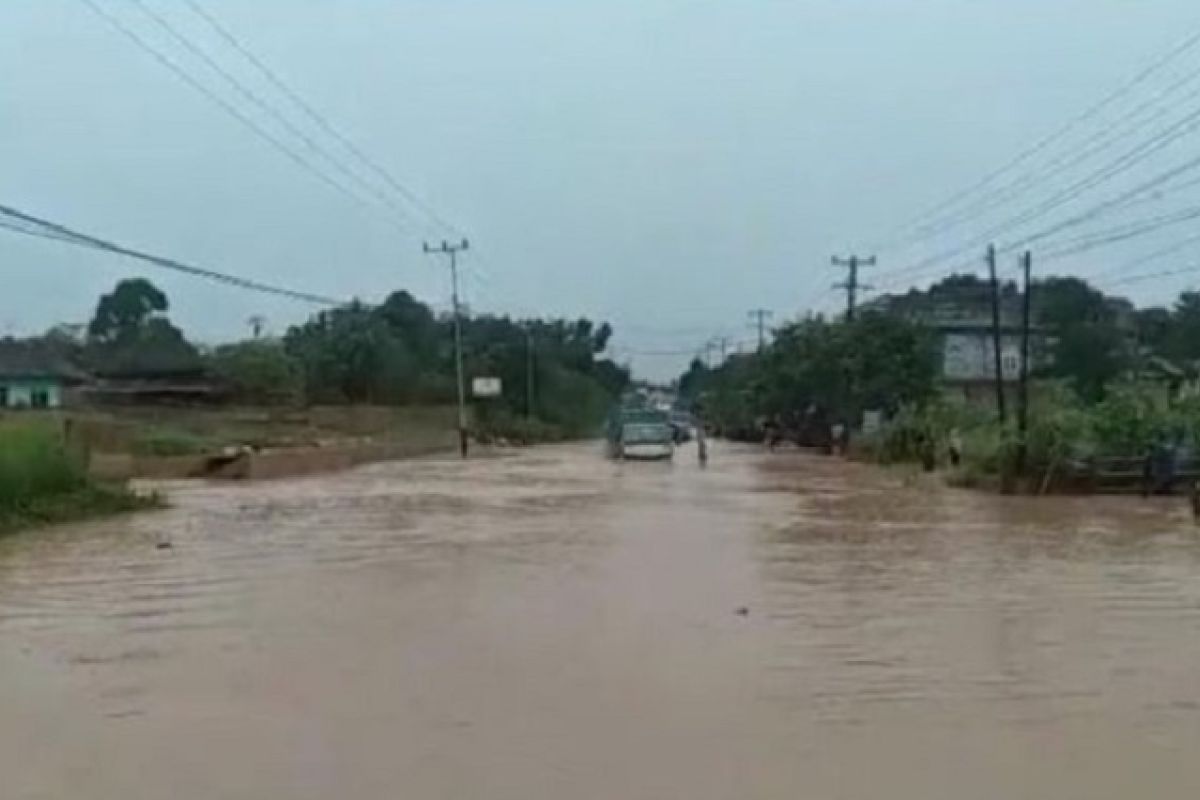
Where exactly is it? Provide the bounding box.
[748,308,773,351]
[986,243,1008,426]
[247,314,265,339]
[525,324,536,420]
[423,238,470,457]
[713,335,732,361]
[1017,250,1033,477]
[831,254,876,320]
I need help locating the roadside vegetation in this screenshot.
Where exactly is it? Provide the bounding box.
[680,273,1200,492]
[23,278,631,449]
[0,420,158,534]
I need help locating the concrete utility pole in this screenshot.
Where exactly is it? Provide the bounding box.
[986,243,1008,426]
[1017,250,1033,476]
[423,238,470,458]
[247,314,265,339]
[525,324,536,420]
[748,308,773,351]
[831,254,876,320]
[713,335,733,361]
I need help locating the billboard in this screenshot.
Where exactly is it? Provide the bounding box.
[472,377,502,398]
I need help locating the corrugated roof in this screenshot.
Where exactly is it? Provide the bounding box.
[0,339,90,383]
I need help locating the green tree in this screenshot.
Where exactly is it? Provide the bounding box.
[88,278,169,343]
[85,278,200,376]
[209,340,302,405]
[1033,276,1132,401]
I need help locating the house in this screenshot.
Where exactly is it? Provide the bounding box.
[935,317,1030,405]
[869,299,1048,407]
[83,372,226,405]
[0,339,89,409]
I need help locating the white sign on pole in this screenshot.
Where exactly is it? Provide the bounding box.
[472,377,502,398]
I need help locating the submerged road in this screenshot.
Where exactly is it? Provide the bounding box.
[4,442,1200,798]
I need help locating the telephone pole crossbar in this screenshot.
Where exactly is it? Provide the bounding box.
[831,254,876,320]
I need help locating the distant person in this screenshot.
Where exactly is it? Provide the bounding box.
[948,429,963,467]
[696,421,708,467]
[830,422,845,455]
[765,420,782,451]
[915,430,936,472]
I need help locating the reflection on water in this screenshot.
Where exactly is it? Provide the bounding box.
[3,444,1200,799]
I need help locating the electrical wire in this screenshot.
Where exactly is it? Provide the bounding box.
[177,0,464,239]
[904,59,1200,247]
[77,0,400,232]
[127,0,421,231]
[872,26,1200,251]
[0,203,348,306]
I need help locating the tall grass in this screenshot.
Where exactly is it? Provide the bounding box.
[0,420,86,508]
[0,419,154,532]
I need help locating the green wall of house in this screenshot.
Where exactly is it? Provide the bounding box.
[0,379,63,409]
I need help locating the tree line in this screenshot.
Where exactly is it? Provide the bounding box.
[679,273,1200,446]
[28,278,630,439]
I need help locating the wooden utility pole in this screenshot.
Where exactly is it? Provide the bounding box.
[423,238,470,457]
[1017,250,1032,475]
[987,243,1008,425]
[748,308,773,351]
[832,254,876,320]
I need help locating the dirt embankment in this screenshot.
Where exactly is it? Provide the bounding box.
[71,405,458,481]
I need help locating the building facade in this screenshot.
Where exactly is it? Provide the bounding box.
[0,340,87,409]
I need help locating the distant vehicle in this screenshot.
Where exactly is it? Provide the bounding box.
[669,413,694,443]
[607,406,675,460]
[619,421,675,460]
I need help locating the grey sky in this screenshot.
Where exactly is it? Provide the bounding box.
[4,1,1199,379]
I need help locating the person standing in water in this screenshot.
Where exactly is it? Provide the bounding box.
[695,418,708,467]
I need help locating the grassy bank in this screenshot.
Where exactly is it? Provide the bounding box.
[0,420,158,534]
[72,405,459,456]
[857,380,1200,492]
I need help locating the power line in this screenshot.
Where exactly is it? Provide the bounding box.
[874,27,1200,250]
[0,202,348,306]
[76,0,398,231]
[875,141,1200,294]
[177,0,464,238]
[125,0,417,229]
[1107,261,1200,288]
[1084,229,1200,285]
[904,60,1200,248]
[1040,202,1200,261]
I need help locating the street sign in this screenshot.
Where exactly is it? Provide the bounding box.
[472,377,502,398]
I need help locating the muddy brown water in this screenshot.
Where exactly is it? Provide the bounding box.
[4,443,1200,798]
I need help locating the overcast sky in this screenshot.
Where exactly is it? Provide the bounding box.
[5,1,1200,379]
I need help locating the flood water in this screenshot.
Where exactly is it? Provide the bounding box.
[4,442,1200,798]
